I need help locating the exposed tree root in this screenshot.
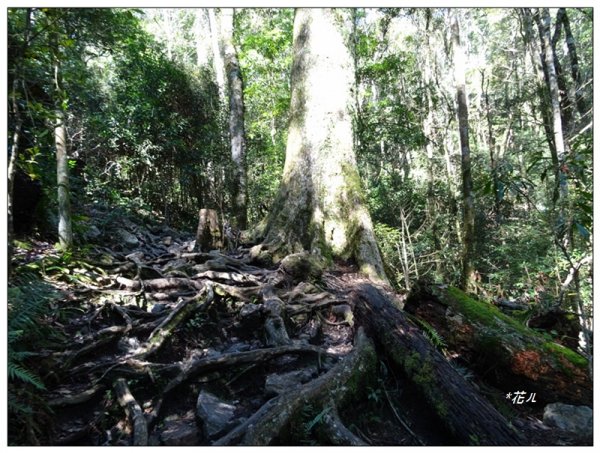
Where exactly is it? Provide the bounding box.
[261,286,291,346]
[319,403,368,446]
[237,328,375,445]
[116,276,204,291]
[113,378,148,446]
[135,284,211,359]
[28,230,583,447]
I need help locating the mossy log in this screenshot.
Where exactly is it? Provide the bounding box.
[405,285,592,406]
[351,283,524,446]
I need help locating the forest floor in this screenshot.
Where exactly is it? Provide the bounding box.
[8,206,592,446]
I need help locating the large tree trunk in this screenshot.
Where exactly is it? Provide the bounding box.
[54,58,73,250]
[348,281,524,446]
[262,8,387,283]
[218,8,248,230]
[450,11,476,292]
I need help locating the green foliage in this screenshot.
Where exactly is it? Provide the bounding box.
[7,272,63,444]
[236,9,293,224]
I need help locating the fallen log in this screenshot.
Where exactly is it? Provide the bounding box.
[405,285,592,406]
[350,282,525,446]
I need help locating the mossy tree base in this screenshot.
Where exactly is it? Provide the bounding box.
[405,285,592,406]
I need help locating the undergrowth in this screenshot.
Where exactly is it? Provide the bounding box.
[8,271,63,445]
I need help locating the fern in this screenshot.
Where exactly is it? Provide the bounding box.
[8,362,45,390]
[7,272,61,444]
[408,314,447,351]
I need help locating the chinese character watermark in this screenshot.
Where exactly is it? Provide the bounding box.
[506,391,537,404]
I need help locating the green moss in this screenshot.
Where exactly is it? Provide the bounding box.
[445,287,532,337]
[445,287,589,372]
[543,342,588,369]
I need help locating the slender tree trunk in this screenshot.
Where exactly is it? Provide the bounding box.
[482,71,501,222]
[519,9,557,175]
[219,8,248,230]
[207,9,226,105]
[535,8,568,206]
[549,11,574,132]
[54,58,73,250]
[8,80,23,275]
[7,8,32,275]
[558,8,587,117]
[194,9,211,68]
[264,8,387,283]
[450,11,476,292]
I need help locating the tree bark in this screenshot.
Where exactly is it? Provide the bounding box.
[207,9,226,105]
[218,8,248,230]
[534,8,568,206]
[350,282,524,446]
[8,8,32,274]
[54,57,73,250]
[450,11,476,292]
[196,208,222,251]
[263,8,387,283]
[518,8,557,168]
[557,8,586,117]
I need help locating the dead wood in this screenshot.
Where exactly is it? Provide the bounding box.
[350,282,525,446]
[406,285,592,406]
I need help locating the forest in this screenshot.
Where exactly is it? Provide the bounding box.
[6,7,593,446]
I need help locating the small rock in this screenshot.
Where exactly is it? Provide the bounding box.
[196,391,237,439]
[151,303,168,314]
[239,303,263,329]
[160,412,199,446]
[126,251,145,263]
[85,225,102,240]
[117,229,139,247]
[264,368,317,396]
[139,265,163,279]
[543,403,593,437]
[162,236,172,246]
[281,252,325,281]
[117,337,142,353]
